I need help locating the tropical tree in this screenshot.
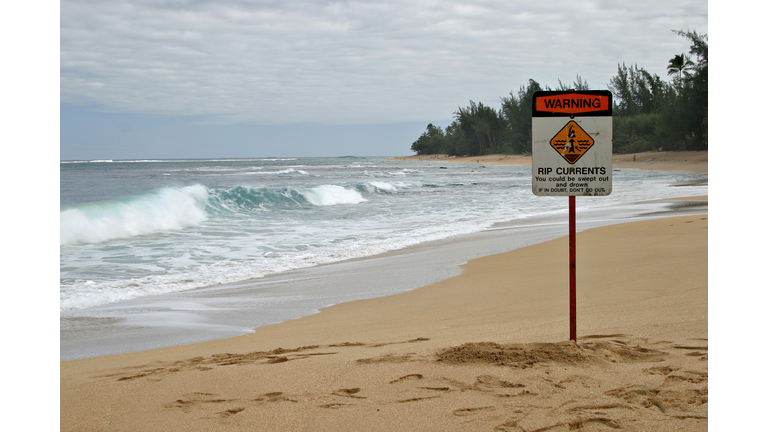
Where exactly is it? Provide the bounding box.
[550,75,590,91]
[500,79,543,154]
[667,53,694,80]
[452,101,506,155]
[675,30,708,67]
[410,123,446,155]
[672,30,708,150]
[609,62,675,119]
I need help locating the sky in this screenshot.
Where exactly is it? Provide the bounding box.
[56,0,708,160]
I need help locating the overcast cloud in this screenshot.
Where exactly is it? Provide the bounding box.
[61,0,708,126]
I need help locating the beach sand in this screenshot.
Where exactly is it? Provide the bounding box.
[395,151,708,174]
[61,190,708,431]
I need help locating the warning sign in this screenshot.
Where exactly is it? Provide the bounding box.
[550,121,594,164]
[531,90,613,197]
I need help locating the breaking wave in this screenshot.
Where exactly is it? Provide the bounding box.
[60,185,209,245]
[61,183,385,245]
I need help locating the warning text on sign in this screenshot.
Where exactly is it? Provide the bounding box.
[534,171,610,195]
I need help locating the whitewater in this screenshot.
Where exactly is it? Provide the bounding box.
[60,157,707,360]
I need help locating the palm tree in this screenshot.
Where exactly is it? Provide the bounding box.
[667,53,694,79]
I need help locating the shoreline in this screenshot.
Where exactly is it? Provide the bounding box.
[62,196,707,431]
[392,150,708,173]
[60,192,708,361]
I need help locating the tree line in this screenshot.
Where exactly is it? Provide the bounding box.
[410,30,707,156]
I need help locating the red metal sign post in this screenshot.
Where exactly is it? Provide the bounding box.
[569,196,576,341]
[531,90,613,344]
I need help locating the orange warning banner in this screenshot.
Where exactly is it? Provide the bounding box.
[535,93,610,115]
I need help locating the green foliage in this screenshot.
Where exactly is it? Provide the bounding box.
[453,101,507,156]
[609,30,707,152]
[672,30,708,150]
[667,53,695,79]
[500,79,543,154]
[613,113,662,153]
[410,123,446,155]
[410,31,707,155]
[412,77,588,156]
[550,75,590,91]
[608,64,672,116]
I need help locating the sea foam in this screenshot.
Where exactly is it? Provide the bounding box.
[300,185,367,206]
[368,181,398,192]
[60,185,209,245]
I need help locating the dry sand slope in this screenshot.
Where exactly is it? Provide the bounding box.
[86,336,707,432]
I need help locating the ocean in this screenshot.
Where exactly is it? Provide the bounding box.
[60,157,707,360]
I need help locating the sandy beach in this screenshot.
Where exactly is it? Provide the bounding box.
[61,157,708,431]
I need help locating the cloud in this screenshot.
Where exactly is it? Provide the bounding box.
[61,0,707,125]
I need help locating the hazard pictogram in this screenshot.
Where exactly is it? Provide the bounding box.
[550,121,595,164]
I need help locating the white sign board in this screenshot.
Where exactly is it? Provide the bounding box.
[532,91,613,196]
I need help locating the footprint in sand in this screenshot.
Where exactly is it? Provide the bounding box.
[389,374,423,384]
[452,406,496,416]
[332,388,366,399]
[253,391,297,403]
[217,407,245,417]
[396,396,441,403]
[165,393,233,413]
[475,375,525,389]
